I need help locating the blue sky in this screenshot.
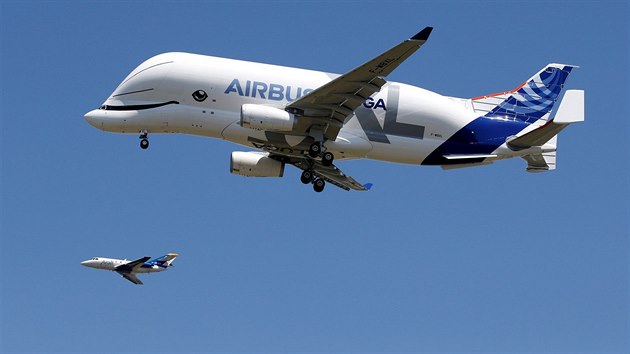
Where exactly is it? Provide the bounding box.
[1,1,628,353]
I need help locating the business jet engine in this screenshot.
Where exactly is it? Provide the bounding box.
[230,151,285,177]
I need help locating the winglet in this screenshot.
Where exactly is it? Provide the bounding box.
[363,183,373,191]
[411,27,433,41]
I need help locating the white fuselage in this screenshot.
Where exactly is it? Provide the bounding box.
[84,52,495,165]
[80,257,164,274]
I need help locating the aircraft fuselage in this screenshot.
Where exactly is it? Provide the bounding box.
[84,52,514,165]
[83,27,581,193]
[80,257,167,274]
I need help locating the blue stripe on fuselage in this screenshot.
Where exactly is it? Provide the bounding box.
[422,116,530,165]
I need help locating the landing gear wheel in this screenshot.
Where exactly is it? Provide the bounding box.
[313,178,325,193]
[139,130,149,149]
[308,143,320,158]
[300,170,313,184]
[322,152,334,166]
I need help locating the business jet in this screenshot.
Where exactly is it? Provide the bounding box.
[84,26,584,192]
[80,253,178,285]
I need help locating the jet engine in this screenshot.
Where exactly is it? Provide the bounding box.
[240,104,296,131]
[230,151,285,177]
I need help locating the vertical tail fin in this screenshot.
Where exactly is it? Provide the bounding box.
[148,253,178,268]
[472,64,577,123]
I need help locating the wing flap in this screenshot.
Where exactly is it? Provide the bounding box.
[285,156,368,191]
[312,164,367,191]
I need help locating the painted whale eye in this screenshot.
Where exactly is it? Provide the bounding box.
[192,90,208,102]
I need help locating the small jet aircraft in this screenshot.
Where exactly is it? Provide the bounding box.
[80,253,178,285]
[84,26,584,192]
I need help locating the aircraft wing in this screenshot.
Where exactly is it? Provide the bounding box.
[286,27,432,141]
[119,272,144,285]
[115,256,151,273]
[286,156,370,191]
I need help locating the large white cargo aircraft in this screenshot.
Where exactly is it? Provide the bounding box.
[81,254,178,285]
[84,27,584,192]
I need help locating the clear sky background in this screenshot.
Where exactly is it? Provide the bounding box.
[1,1,628,353]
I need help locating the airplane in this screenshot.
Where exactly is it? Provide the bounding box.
[80,253,178,285]
[84,26,584,192]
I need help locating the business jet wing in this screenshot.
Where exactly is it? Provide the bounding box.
[286,27,432,141]
[119,272,144,285]
[286,156,370,191]
[115,256,151,273]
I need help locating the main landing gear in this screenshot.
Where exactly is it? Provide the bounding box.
[322,152,334,166]
[300,169,326,192]
[139,130,149,149]
[313,178,325,193]
[308,142,334,166]
[301,141,334,192]
[300,170,313,184]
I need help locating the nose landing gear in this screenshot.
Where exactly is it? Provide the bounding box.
[139,130,149,149]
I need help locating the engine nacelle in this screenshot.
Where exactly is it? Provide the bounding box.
[230,151,285,177]
[240,104,296,131]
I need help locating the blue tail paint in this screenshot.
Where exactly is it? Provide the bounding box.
[484,65,574,122]
[422,64,576,166]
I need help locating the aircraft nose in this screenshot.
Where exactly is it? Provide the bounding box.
[80,260,91,267]
[84,109,101,128]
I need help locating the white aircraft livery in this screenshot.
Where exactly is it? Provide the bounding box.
[84,26,584,192]
[81,254,178,285]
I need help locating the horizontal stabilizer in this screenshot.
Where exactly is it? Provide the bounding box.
[524,151,557,172]
[506,121,562,150]
[507,90,585,150]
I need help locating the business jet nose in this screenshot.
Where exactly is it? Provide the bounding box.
[84,109,100,128]
[80,259,97,268]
